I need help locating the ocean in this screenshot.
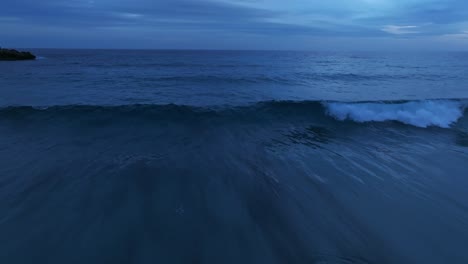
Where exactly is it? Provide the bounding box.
[0,49,467,263]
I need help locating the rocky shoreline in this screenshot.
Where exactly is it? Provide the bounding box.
[0,48,36,61]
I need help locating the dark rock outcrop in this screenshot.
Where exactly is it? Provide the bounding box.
[0,48,36,61]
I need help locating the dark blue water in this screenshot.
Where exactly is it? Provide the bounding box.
[1,50,468,263]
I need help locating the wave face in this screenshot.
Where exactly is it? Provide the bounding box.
[325,100,466,128]
[1,100,468,263]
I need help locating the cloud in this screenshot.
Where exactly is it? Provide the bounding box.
[440,30,468,39]
[1,0,468,49]
[381,25,420,35]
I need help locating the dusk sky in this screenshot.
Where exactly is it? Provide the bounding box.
[2,0,468,50]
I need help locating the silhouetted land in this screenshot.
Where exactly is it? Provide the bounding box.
[0,48,36,60]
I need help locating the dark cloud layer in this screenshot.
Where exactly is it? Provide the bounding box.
[1,0,468,49]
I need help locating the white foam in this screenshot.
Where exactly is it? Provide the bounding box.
[324,100,464,128]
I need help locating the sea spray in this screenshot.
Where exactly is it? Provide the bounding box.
[324,100,464,128]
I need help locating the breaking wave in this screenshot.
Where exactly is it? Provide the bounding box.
[0,99,466,129]
[324,100,466,128]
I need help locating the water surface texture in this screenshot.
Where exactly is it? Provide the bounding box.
[1,50,468,264]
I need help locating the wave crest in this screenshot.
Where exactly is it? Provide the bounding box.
[324,100,465,128]
[0,100,466,129]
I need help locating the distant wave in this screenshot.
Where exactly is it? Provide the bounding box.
[0,99,466,129]
[90,72,445,86]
